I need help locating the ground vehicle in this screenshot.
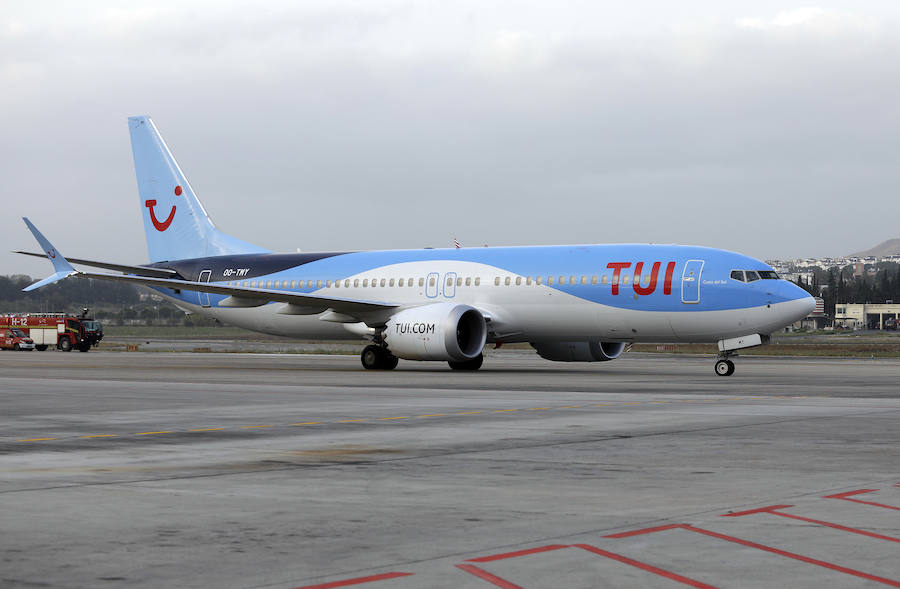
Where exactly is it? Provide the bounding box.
[0,312,103,352]
[0,327,35,351]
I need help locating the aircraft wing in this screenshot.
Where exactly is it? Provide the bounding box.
[15,251,178,278]
[21,218,398,317]
[75,270,398,314]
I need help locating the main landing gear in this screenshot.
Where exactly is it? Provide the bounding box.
[448,353,483,371]
[361,345,398,370]
[714,352,736,376]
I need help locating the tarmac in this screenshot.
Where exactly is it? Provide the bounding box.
[1,349,898,588]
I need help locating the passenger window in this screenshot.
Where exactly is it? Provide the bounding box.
[547,276,554,285]
[335,280,341,288]
[730,270,745,282]
[390,278,395,287]
[446,276,453,286]
[601,275,609,285]
[419,278,425,287]
[505,277,511,286]
[474,277,481,286]
[456,277,462,286]
[362,279,369,287]
[398,278,403,287]
[515,276,522,286]
[559,275,566,285]
[352,279,358,287]
[290,280,296,289]
[745,271,760,282]
[536,276,542,285]
[495,277,501,286]
[591,275,598,285]
[526,277,533,285]
[342,279,349,287]
[634,274,641,285]
[465,277,471,286]
[317,280,322,288]
[251,281,257,288]
[264,281,270,288]
[611,275,618,285]
[623,275,631,285]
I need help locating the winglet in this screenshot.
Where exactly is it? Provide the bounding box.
[21,217,76,291]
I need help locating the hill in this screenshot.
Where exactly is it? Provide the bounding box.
[850,238,900,258]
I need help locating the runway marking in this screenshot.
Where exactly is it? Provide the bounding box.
[291,571,414,588]
[606,523,900,587]
[824,489,900,511]
[12,396,788,444]
[722,504,900,543]
[461,543,713,588]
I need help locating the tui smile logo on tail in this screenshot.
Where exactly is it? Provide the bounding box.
[145,185,181,231]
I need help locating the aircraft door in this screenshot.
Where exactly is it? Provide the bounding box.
[681,260,704,304]
[198,270,212,307]
[443,272,457,298]
[425,272,439,298]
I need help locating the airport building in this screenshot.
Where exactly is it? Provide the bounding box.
[833,303,900,330]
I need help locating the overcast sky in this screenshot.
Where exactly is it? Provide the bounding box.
[3,1,900,276]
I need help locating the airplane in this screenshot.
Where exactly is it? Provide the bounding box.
[20,116,816,375]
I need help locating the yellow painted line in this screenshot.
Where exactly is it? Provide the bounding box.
[190,428,225,432]
[560,405,582,409]
[379,416,408,420]
[594,404,613,407]
[494,409,518,413]
[241,425,274,429]
[338,419,366,423]
[622,402,641,405]
[417,414,446,418]
[80,434,118,438]
[292,422,322,426]
[135,431,174,435]
[527,407,550,411]
[18,437,57,442]
[457,411,482,415]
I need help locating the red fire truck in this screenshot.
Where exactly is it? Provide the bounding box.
[0,311,103,352]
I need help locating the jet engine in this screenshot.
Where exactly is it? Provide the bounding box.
[531,341,627,362]
[384,303,487,361]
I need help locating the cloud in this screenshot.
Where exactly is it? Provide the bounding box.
[736,6,879,34]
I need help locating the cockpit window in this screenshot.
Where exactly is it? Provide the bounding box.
[730,270,746,282]
[758,270,780,279]
[745,270,760,282]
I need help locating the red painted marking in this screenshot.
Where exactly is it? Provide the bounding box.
[456,564,523,589]
[574,544,716,589]
[145,199,176,232]
[608,523,900,587]
[466,544,569,562]
[824,489,900,511]
[291,571,413,589]
[723,505,900,543]
[663,261,676,295]
[633,261,661,296]
[605,523,684,538]
[47,249,56,259]
[174,185,183,196]
[722,505,794,517]
[606,262,631,295]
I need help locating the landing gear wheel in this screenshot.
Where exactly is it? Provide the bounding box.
[361,345,398,370]
[714,359,735,376]
[448,353,484,371]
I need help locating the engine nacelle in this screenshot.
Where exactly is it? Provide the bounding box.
[531,341,627,362]
[384,303,487,361]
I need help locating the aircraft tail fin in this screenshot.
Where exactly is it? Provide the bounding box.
[128,116,269,262]
[21,217,76,291]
